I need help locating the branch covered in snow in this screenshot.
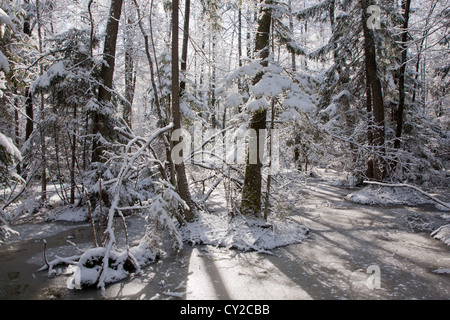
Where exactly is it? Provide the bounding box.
[95,122,174,291]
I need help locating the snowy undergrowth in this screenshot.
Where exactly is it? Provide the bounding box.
[179,213,309,252]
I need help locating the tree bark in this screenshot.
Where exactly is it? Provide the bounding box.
[24,88,33,142]
[23,0,33,143]
[180,0,190,93]
[36,0,47,202]
[172,0,196,222]
[394,0,411,149]
[361,0,386,181]
[237,0,244,103]
[123,13,135,129]
[70,105,77,204]
[365,63,374,179]
[92,0,123,163]
[240,0,272,217]
[289,0,296,72]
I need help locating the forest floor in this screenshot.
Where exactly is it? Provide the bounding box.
[0,170,449,300]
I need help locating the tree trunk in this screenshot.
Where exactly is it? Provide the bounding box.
[180,0,190,93]
[92,0,123,163]
[237,0,244,107]
[14,92,21,175]
[289,0,296,72]
[70,105,77,204]
[23,0,33,143]
[132,0,165,127]
[361,0,386,181]
[172,0,195,222]
[24,88,33,142]
[123,13,135,129]
[365,63,374,179]
[36,0,47,202]
[210,33,218,127]
[240,0,272,217]
[394,0,411,149]
[263,99,275,221]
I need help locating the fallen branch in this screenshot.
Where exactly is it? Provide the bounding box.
[97,122,175,292]
[200,178,223,204]
[363,181,450,210]
[36,252,81,276]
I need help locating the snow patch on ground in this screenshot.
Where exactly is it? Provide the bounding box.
[433,267,450,274]
[46,205,89,222]
[179,213,309,252]
[346,186,431,206]
[431,224,450,246]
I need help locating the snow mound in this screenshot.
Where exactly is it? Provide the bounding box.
[66,247,126,288]
[45,205,89,222]
[179,213,309,252]
[433,267,450,274]
[347,186,429,206]
[431,224,450,246]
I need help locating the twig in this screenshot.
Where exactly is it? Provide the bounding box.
[36,254,81,272]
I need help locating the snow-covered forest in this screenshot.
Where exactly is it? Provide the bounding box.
[0,0,449,300]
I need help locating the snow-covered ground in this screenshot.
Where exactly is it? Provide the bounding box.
[0,169,449,299]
